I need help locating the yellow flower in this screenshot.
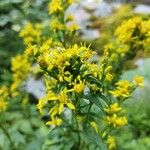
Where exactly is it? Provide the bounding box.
[67,23,80,33]
[25,44,38,56]
[73,82,85,93]
[104,103,122,114]
[0,100,7,112]
[106,114,127,127]
[19,23,42,45]
[115,80,131,89]
[48,0,63,14]
[90,121,99,133]
[46,117,62,127]
[109,80,132,98]
[109,88,130,98]
[105,73,113,81]
[37,98,47,114]
[58,90,75,114]
[133,75,144,88]
[106,135,116,150]
[50,18,65,32]
[67,0,74,4]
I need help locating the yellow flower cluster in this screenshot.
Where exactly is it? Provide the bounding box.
[105,103,127,128]
[109,80,132,98]
[0,86,9,112]
[109,76,144,99]
[11,54,31,96]
[106,114,127,127]
[115,16,143,43]
[9,1,148,149]
[106,135,116,150]
[36,43,108,125]
[48,0,63,14]
[19,23,42,45]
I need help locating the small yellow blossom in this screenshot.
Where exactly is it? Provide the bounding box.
[106,135,116,150]
[46,117,62,126]
[0,100,7,112]
[50,18,65,32]
[67,23,80,33]
[58,90,75,114]
[133,75,144,88]
[90,121,99,133]
[106,114,127,127]
[109,80,132,98]
[104,103,122,114]
[48,0,63,14]
[74,82,85,93]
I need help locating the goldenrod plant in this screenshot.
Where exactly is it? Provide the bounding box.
[0,0,149,150]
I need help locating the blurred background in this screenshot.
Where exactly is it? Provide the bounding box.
[0,0,150,149]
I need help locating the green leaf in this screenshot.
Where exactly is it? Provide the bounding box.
[83,125,107,150]
[86,76,102,87]
[84,93,105,113]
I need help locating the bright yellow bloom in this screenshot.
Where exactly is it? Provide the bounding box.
[67,0,74,4]
[57,90,75,114]
[46,117,62,126]
[0,100,7,112]
[38,89,75,115]
[133,75,144,88]
[19,23,42,45]
[106,135,116,150]
[25,44,38,56]
[50,18,65,32]
[67,23,80,33]
[105,73,113,81]
[11,54,31,95]
[48,0,63,14]
[90,121,99,133]
[109,88,130,98]
[74,82,85,93]
[37,98,47,114]
[104,103,122,114]
[106,114,127,127]
[109,80,132,98]
[115,80,131,89]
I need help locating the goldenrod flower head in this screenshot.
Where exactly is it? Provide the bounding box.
[109,88,130,98]
[67,0,74,4]
[0,100,7,112]
[105,73,113,81]
[67,23,80,33]
[133,75,144,88]
[74,82,85,93]
[58,90,75,113]
[66,14,74,22]
[104,103,122,114]
[50,18,65,32]
[90,121,99,133]
[106,135,116,150]
[48,0,63,14]
[106,114,127,127]
[19,23,42,45]
[115,80,131,89]
[109,80,132,98]
[46,117,62,127]
[25,44,38,56]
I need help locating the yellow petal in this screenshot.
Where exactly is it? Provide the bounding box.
[59,103,64,114]
[66,102,75,110]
